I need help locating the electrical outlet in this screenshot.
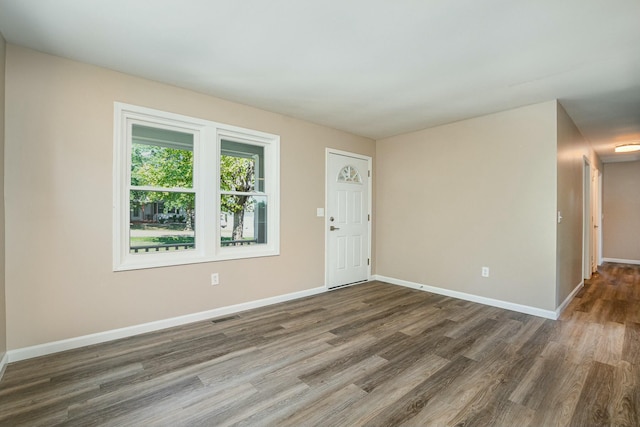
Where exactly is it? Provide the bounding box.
[211,273,219,285]
[481,267,490,278]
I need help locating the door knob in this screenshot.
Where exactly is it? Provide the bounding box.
[330,226,340,231]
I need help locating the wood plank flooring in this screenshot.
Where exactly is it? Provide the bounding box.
[1,262,639,426]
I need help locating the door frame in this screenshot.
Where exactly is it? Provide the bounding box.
[582,157,592,280]
[591,167,601,272]
[325,148,372,289]
[597,170,603,266]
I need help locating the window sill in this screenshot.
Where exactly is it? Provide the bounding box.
[113,248,280,271]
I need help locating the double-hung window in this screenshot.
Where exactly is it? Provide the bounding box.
[114,103,279,270]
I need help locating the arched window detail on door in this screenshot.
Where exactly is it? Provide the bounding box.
[337,165,363,184]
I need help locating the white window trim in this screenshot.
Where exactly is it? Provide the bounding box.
[113,102,280,271]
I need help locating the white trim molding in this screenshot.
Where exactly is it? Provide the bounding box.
[0,352,8,382]
[373,275,558,320]
[602,258,640,266]
[555,281,584,318]
[7,286,325,363]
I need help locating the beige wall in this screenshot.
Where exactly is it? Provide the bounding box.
[3,44,607,352]
[556,103,601,305]
[603,161,640,262]
[376,102,558,311]
[4,45,375,350]
[0,33,6,361]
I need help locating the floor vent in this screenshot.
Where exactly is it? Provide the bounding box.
[211,315,240,324]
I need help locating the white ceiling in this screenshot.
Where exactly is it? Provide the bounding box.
[1,0,639,162]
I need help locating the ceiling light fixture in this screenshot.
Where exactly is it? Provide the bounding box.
[614,143,640,153]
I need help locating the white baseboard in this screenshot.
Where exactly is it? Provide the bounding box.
[8,286,326,363]
[372,275,558,320]
[0,352,8,382]
[602,258,640,266]
[556,281,583,318]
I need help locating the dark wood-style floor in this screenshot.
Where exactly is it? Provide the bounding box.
[1,263,639,426]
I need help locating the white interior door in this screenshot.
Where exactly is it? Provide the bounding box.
[326,151,371,289]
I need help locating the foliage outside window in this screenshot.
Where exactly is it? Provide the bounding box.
[114,103,280,271]
[129,125,196,253]
[220,140,267,247]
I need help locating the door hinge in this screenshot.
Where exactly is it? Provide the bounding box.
[368,214,370,221]
[367,258,370,266]
[368,170,371,177]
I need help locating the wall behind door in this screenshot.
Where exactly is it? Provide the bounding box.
[3,45,375,351]
[603,161,640,263]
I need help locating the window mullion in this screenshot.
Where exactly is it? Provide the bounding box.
[220,191,266,196]
[198,126,217,257]
[130,185,195,193]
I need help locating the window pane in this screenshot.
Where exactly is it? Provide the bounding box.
[220,140,264,192]
[220,195,267,246]
[130,190,195,253]
[131,124,194,188]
